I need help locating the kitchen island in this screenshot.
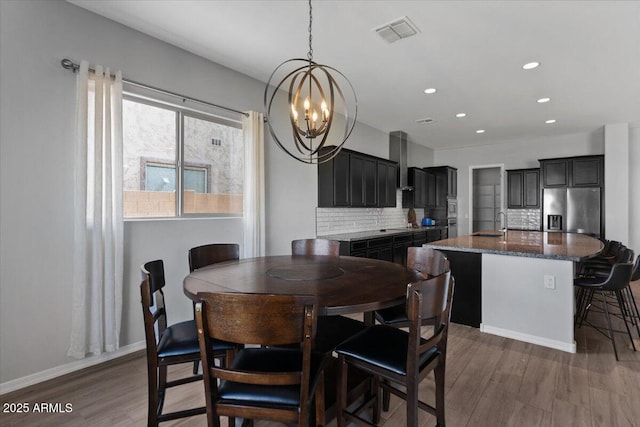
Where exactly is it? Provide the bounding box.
[427,230,603,353]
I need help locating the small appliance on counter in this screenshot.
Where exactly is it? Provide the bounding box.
[421,218,435,226]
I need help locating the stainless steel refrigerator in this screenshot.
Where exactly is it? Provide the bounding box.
[543,188,601,237]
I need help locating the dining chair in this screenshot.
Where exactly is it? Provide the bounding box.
[188,243,240,272]
[291,238,368,353]
[187,243,240,374]
[335,270,454,427]
[292,238,340,257]
[373,247,451,411]
[374,247,450,328]
[140,260,236,427]
[195,292,329,427]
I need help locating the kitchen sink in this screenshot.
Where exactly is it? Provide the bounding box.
[472,232,504,237]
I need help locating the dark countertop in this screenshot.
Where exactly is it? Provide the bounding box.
[425,230,603,262]
[318,226,448,242]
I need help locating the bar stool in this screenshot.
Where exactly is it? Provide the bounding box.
[574,262,634,360]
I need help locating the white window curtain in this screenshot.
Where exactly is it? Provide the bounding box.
[242,111,265,258]
[68,61,124,359]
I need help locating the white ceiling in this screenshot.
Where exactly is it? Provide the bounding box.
[69,0,640,150]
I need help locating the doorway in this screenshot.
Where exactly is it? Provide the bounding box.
[470,165,504,233]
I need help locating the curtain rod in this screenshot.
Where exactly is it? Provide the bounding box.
[60,58,249,117]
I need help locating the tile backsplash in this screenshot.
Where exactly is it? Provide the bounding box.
[507,208,541,230]
[316,190,413,236]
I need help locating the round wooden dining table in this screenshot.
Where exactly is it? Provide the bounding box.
[183,255,420,316]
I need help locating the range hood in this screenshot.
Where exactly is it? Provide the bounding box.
[389,131,412,190]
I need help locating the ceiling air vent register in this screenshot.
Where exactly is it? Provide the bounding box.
[373,17,420,44]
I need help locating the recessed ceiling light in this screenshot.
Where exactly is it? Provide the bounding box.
[545,119,556,124]
[537,97,551,103]
[523,62,540,70]
[456,113,466,118]
[424,88,437,94]
[476,129,485,134]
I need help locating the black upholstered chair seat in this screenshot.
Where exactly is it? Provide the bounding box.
[218,348,326,407]
[314,316,368,353]
[574,276,608,288]
[374,304,408,325]
[336,325,439,376]
[157,320,234,358]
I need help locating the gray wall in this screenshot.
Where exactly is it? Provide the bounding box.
[0,0,407,386]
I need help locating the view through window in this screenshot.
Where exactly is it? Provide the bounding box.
[122,96,243,218]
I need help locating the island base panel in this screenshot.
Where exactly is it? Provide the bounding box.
[481,253,576,353]
[439,250,482,328]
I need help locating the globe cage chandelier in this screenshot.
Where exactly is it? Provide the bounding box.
[264,0,358,164]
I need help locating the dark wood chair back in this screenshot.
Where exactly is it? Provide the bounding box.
[195,292,324,426]
[141,260,168,348]
[407,246,450,278]
[292,238,340,257]
[188,243,239,272]
[198,292,316,346]
[140,260,209,426]
[408,271,455,356]
[374,248,450,329]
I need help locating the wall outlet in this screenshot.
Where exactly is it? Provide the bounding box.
[544,275,556,289]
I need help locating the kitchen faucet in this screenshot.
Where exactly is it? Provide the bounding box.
[495,211,508,240]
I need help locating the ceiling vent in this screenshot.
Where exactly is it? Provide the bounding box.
[373,17,420,44]
[415,117,434,124]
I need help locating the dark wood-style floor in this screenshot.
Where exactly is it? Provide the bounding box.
[2,281,639,427]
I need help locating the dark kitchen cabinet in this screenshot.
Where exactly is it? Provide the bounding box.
[392,233,413,266]
[405,167,427,208]
[338,228,449,267]
[318,149,350,207]
[377,160,397,207]
[572,156,603,187]
[318,147,398,208]
[541,159,569,188]
[435,171,447,208]
[425,166,457,208]
[346,237,393,262]
[350,154,377,207]
[507,168,540,209]
[425,170,437,208]
[539,155,604,188]
[448,167,458,198]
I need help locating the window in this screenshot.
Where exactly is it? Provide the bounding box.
[122,95,243,218]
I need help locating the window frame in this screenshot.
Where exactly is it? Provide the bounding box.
[123,92,243,219]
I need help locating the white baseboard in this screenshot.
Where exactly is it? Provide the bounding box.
[480,324,577,353]
[0,341,146,395]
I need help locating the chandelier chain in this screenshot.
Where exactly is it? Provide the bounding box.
[307,0,313,60]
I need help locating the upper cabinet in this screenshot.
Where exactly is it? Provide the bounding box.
[318,147,397,208]
[350,154,377,207]
[571,156,604,187]
[424,166,457,208]
[377,160,398,207]
[507,168,540,209]
[447,167,458,198]
[539,155,604,188]
[405,167,427,208]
